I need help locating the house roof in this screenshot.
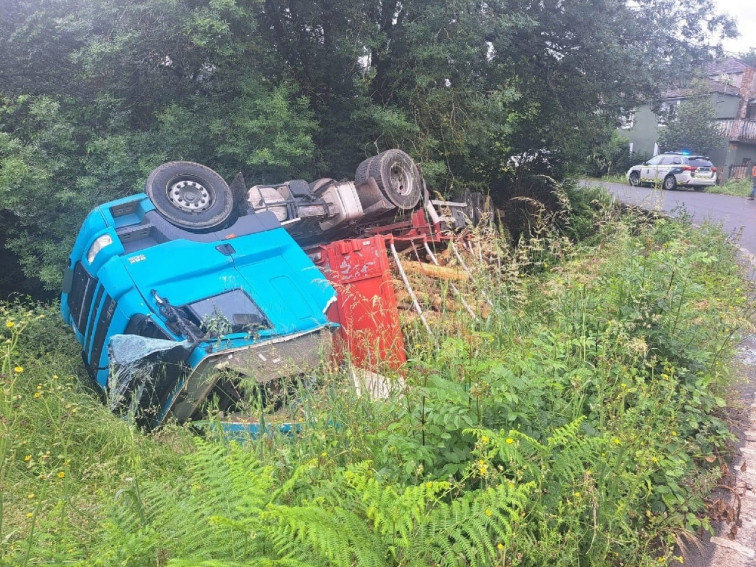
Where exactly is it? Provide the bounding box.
[661,57,753,100]
[663,78,740,99]
[706,57,750,76]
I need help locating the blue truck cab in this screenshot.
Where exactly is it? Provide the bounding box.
[61,180,336,429]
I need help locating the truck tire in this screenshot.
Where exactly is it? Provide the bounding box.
[145,161,234,231]
[354,149,422,210]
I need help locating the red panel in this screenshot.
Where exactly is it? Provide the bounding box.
[309,235,406,370]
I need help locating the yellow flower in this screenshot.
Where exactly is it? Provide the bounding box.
[57,471,65,479]
[5,321,13,328]
[34,392,41,398]
[27,493,35,499]
[13,366,23,374]
[485,509,493,517]
[573,492,581,498]
[497,543,504,550]
[505,438,514,444]
[481,435,489,444]
[613,437,621,445]
[24,455,31,462]
[26,512,33,518]
[320,452,327,458]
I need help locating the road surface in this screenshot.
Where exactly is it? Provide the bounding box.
[581,180,756,254]
[583,179,756,567]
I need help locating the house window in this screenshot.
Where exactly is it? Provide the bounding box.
[747,101,756,120]
[658,100,681,126]
[619,109,635,129]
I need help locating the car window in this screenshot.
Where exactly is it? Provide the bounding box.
[646,156,663,165]
[660,156,678,165]
[687,158,713,167]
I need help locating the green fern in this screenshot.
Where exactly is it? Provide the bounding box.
[95,439,281,565]
[267,461,532,566]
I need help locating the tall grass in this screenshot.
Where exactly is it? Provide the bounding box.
[0,186,752,566]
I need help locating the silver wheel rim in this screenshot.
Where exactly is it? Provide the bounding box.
[168,179,212,212]
[389,162,413,196]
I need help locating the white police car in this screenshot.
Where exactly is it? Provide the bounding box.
[626,153,717,190]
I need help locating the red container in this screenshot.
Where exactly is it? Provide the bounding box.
[308,235,406,371]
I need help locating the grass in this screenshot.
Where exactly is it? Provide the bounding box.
[709,177,752,197]
[596,173,754,197]
[0,186,753,566]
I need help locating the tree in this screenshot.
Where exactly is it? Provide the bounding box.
[0,0,739,294]
[738,48,756,68]
[657,86,727,157]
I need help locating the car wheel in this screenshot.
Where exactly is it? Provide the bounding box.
[145,161,233,231]
[629,171,640,186]
[663,175,677,191]
[354,149,422,210]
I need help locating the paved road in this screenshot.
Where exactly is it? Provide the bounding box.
[581,180,756,254]
[584,179,756,567]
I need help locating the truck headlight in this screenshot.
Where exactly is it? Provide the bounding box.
[87,234,113,264]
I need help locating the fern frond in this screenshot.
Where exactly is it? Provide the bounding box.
[267,504,385,567]
[414,482,533,566]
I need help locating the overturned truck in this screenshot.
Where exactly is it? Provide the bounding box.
[62,150,481,429]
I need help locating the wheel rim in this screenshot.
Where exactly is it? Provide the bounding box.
[664,177,674,189]
[389,162,413,196]
[167,178,212,212]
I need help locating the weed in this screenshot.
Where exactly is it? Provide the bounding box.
[0,185,752,566]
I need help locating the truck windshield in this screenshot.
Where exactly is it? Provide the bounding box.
[185,290,270,334]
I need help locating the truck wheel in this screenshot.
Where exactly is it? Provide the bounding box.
[354,149,422,210]
[145,161,234,231]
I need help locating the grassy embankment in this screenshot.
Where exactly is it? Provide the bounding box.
[0,184,753,566]
[600,174,753,197]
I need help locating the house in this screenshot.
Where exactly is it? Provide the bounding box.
[620,57,756,181]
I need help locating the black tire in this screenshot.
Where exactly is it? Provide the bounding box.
[663,175,677,191]
[354,149,422,210]
[145,161,233,231]
[628,171,640,187]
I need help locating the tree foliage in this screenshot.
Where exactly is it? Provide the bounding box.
[657,85,727,157]
[738,48,756,68]
[0,0,737,291]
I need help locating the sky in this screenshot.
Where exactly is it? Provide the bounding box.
[716,0,756,55]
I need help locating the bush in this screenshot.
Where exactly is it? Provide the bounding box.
[0,193,750,566]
